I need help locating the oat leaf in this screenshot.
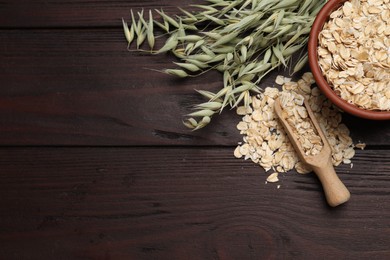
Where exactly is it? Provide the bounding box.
[211,31,239,47]
[188,109,215,117]
[155,9,179,28]
[174,62,201,72]
[164,69,188,78]
[147,10,155,49]
[122,18,134,45]
[155,33,178,54]
[293,54,308,74]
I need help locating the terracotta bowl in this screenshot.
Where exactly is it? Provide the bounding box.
[308,0,390,120]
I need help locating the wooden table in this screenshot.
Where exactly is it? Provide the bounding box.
[1,1,390,259]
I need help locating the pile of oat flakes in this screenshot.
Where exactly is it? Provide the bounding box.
[234,72,359,176]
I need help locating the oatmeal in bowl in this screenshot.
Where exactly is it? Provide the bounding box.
[308,0,390,120]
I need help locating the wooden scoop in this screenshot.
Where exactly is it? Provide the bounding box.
[274,97,350,207]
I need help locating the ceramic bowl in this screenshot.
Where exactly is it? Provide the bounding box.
[308,0,390,120]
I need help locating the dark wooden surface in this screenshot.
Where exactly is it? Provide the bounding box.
[0,1,389,259]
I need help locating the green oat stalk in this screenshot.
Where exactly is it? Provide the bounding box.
[122,0,327,130]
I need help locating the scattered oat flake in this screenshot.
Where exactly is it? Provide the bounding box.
[355,143,366,150]
[266,172,279,183]
[234,146,242,158]
[236,106,247,115]
[343,159,351,164]
[275,75,285,85]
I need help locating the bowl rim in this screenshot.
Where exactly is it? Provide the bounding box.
[308,0,390,120]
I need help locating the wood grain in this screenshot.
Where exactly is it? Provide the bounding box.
[0,29,389,146]
[0,0,202,28]
[0,147,389,259]
[0,28,238,145]
[1,1,389,259]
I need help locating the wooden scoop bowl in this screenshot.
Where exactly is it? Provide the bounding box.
[274,97,350,207]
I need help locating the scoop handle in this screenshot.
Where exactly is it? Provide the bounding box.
[313,158,350,207]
